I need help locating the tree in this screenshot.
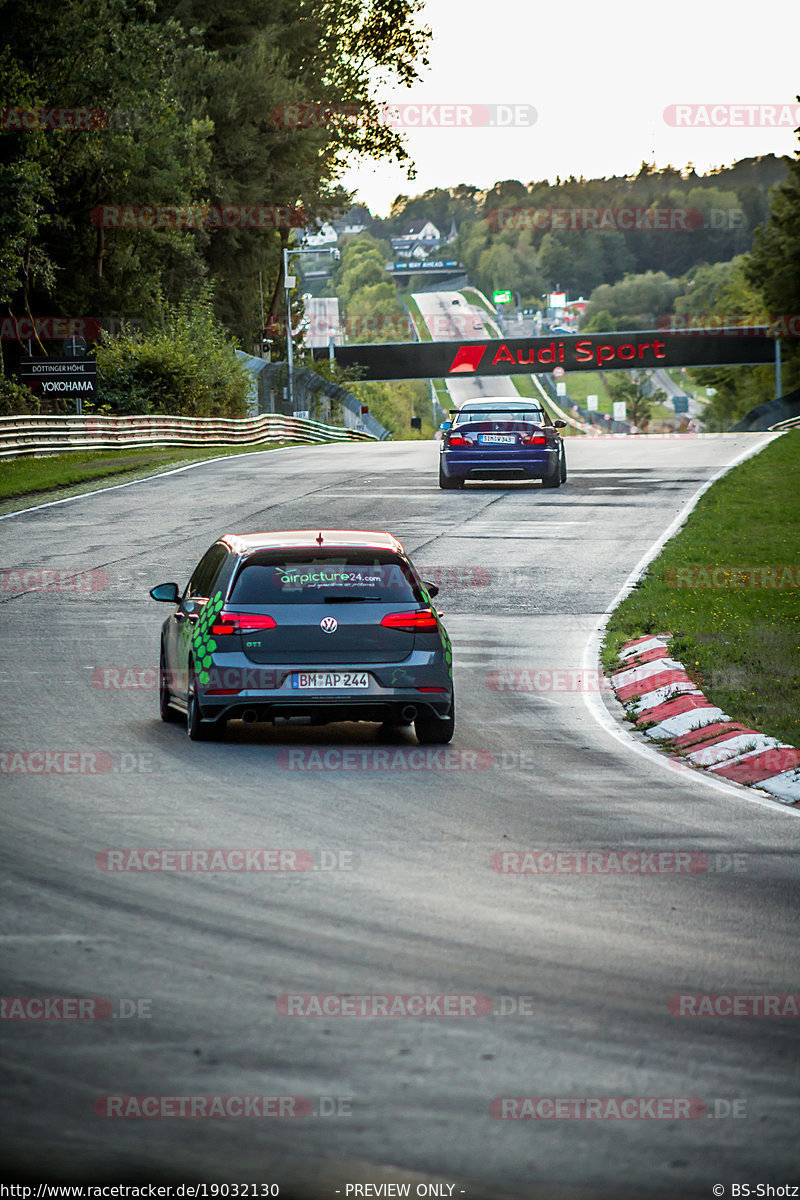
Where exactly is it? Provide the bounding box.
[581,309,616,333]
[1,0,432,361]
[673,259,745,316]
[606,371,666,430]
[582,270,682,330]
[155,0,432,342]
[746,110,800,391]
[94,289,250,416]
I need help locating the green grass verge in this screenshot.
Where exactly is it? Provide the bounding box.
[461,287,496,317]
[560,372,674,423]
[400,294,432,341]
[561,372,613,409]
[0,443,296,511]
[432,378,451,413]
[602,431,800,747]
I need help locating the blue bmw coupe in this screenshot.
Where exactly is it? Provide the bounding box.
[438,398,567,489]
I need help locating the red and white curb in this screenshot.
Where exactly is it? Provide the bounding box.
[608,636,800,806]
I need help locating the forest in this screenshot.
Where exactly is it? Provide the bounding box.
[2,2,799,428]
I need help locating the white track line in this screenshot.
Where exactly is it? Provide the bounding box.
[0,446,291,522]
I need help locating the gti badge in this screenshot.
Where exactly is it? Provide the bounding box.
[320,616,338,633]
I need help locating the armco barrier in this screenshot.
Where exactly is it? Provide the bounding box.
[732,385,800,433]
[770,414,800,430]
[0,412,377,459]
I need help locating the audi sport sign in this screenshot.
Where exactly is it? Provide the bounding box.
[315,330,777,381]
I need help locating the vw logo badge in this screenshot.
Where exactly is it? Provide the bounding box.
[320,616,338,634]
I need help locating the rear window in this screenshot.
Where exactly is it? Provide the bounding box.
[229,551,421,605]
[454,408,545,426]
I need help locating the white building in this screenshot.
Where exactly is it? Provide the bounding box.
[390,218,442,259]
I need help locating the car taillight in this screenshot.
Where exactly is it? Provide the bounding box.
[211,611,277,635]
[381,610,439,631]
[521,434,548,445]
[447,435,472,446]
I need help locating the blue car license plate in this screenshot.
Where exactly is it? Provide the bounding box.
[478,434,515,444]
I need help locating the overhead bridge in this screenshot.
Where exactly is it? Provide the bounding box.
[385,260,465,279]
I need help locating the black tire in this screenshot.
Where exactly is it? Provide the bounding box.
[159,646,182,723]
[187,666,225,741]
[560,448,567,484]
[439,462,461,489]
[541,454,562,489]
[414,693,455,745]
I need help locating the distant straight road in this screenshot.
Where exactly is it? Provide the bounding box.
[1,433,798,1199]
[413,289,522,406]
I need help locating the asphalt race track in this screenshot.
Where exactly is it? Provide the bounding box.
[1,435,799,1199]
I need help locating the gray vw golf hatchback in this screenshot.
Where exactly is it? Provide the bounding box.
[150,529,454,744]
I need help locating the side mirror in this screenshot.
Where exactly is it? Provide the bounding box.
[423,582,440,598]
[554,420,567,429]
[150,582,180,603]
[439,421,452,432]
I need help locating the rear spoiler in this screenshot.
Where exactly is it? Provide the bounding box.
[447,409,547,419]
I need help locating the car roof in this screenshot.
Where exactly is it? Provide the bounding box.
[219,530,406,556]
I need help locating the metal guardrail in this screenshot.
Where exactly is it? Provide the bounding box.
[768,414,800,431]
[0,412,377,459]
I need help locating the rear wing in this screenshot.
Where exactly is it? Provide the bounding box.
[448,408,547,420]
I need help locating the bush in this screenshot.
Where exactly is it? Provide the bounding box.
[0,375,39,415]
[94,293,250,417]
[351,379,433,440]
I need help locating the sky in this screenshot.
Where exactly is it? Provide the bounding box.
[340,0,800,217]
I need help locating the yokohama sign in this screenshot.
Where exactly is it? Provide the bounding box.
[19,356,97,400]
[316,329,777,381]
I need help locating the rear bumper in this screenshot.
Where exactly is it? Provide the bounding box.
[199,695,452,725]
[441,448,558,480]
[194,657,453,724]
